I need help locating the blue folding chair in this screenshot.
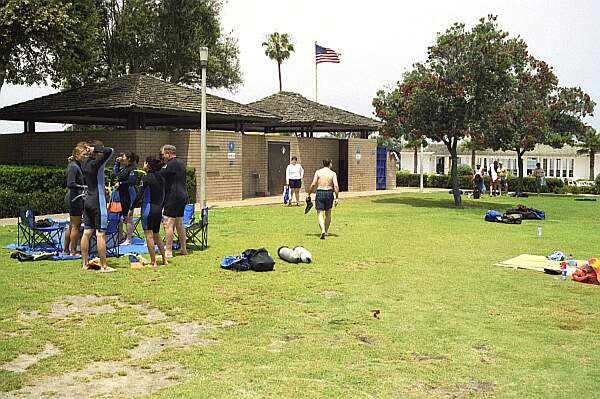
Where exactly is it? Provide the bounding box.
[89,213,120,257]
[174,204,208,250]
[17,207,65,252]
[185,207,208,250]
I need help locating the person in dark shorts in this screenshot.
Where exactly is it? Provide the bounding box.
[159,144,189,257]
[114,151,138,245]
[136,156,168,267]
[285,156,304,206]
[307,160,339,239]
[80,141,115,272]
[63,142,88,256]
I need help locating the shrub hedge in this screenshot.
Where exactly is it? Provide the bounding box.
[0,164,197,218]
[395,172,597,195]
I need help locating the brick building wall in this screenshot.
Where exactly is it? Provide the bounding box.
[0,131,385,201]
[0,134,22,163]
[387,152,397,190]
[242,135,268,197]
[347,138,377,192]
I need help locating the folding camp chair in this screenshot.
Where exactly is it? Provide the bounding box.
[17,207,65,252]
[185,207,208,250]
[174,204,208,250]
[89,213,120,257]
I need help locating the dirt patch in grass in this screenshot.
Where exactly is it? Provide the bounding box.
[411,352,449,362]
[421,379,496,398]
[321,291,341,299]
[1,361,185,399]
[2,296,237,398]
[48,295,119,318]
[0,343,60,373]
[17,311,39,322]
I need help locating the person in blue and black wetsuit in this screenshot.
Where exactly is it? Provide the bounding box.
[63,142,88,256]
[114,151,138,245]
[80,141,115,272]
[159,144,189,258]
[136,156,168,267]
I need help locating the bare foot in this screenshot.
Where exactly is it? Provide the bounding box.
[162,257,169,266]
[100,266,116,273]
[180,251,189,256]
[320,233,326,240]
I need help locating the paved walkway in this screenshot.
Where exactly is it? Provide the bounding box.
[0,187,442,227]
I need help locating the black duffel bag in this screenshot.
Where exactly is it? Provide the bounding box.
[242,248,275,272]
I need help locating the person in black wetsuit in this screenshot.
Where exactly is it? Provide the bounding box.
[114,151,138,245]
[80,141,115,272]
[63,142,88,256]
[159,144,189,258]
[136,156,168,267]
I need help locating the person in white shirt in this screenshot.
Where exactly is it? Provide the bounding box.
[285,156,304,206]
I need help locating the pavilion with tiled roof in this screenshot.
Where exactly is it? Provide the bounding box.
[246,92,381,137]
[0,74,279,132]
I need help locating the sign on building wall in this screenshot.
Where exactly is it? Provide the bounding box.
[355,145,361,162]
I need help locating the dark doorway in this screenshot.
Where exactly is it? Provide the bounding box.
[338,140,348,191]
[436,156,445,175]
[268,142,290,195]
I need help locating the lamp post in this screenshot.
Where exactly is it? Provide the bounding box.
[199,47,208,210]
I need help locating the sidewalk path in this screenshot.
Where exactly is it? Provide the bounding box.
[0,187,443,227]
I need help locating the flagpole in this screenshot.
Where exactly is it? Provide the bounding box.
[315,41,318,102]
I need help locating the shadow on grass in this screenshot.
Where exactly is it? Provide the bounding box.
[372,195,508,210]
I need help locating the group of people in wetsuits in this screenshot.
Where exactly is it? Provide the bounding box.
[64,142,189,271]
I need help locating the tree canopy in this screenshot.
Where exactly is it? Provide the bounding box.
[374,16,527,206]
[262,32,294,92]
[0,0,243,92]
[0,0,78,93]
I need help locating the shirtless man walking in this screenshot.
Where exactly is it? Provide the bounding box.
[307,160,339,239]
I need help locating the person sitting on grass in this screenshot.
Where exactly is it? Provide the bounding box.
[136,156,168,267]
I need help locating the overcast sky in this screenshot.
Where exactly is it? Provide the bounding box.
[1,0,599,133]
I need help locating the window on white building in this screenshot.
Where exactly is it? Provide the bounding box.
[527,158,538,176]
[543,158,548,175]
[556,159,561,178]
[549,158,554,177]
[569,159,574,178]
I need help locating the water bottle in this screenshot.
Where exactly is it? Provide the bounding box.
[537,226,542,238]
[561,266,567,281]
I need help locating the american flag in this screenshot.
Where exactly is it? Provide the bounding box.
[315,44,340,64]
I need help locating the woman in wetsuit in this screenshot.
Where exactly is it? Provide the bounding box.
[114,151,138,245]
[137,156,168,267]
[81,141,114,272]
[63,142,88,256]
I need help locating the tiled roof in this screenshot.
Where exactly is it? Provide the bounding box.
[0,74,278,123]
[247,92,381,131]
[402,143,580,157]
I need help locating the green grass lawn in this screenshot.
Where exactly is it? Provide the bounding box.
[1,192,599,398]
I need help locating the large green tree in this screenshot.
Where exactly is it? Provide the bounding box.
[262,32,294,92]
[488,57,595,189]
[575,126,600,180]
[374,16,526,206]
[0,0,78,93]
[155,0,241,88]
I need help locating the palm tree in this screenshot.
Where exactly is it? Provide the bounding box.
[262,32,294,92]
[404,137,427,173]
[576,126,600,180]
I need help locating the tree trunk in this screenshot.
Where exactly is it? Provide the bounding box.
[448,141,461,207]
[517,151,524,192]
[413,147,418,174]
[0,64,5,95]
[471,148,475,171]
[277,61,282,92]
[590,151,595,180]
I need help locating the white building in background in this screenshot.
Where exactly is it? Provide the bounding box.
[398,143,599,181]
